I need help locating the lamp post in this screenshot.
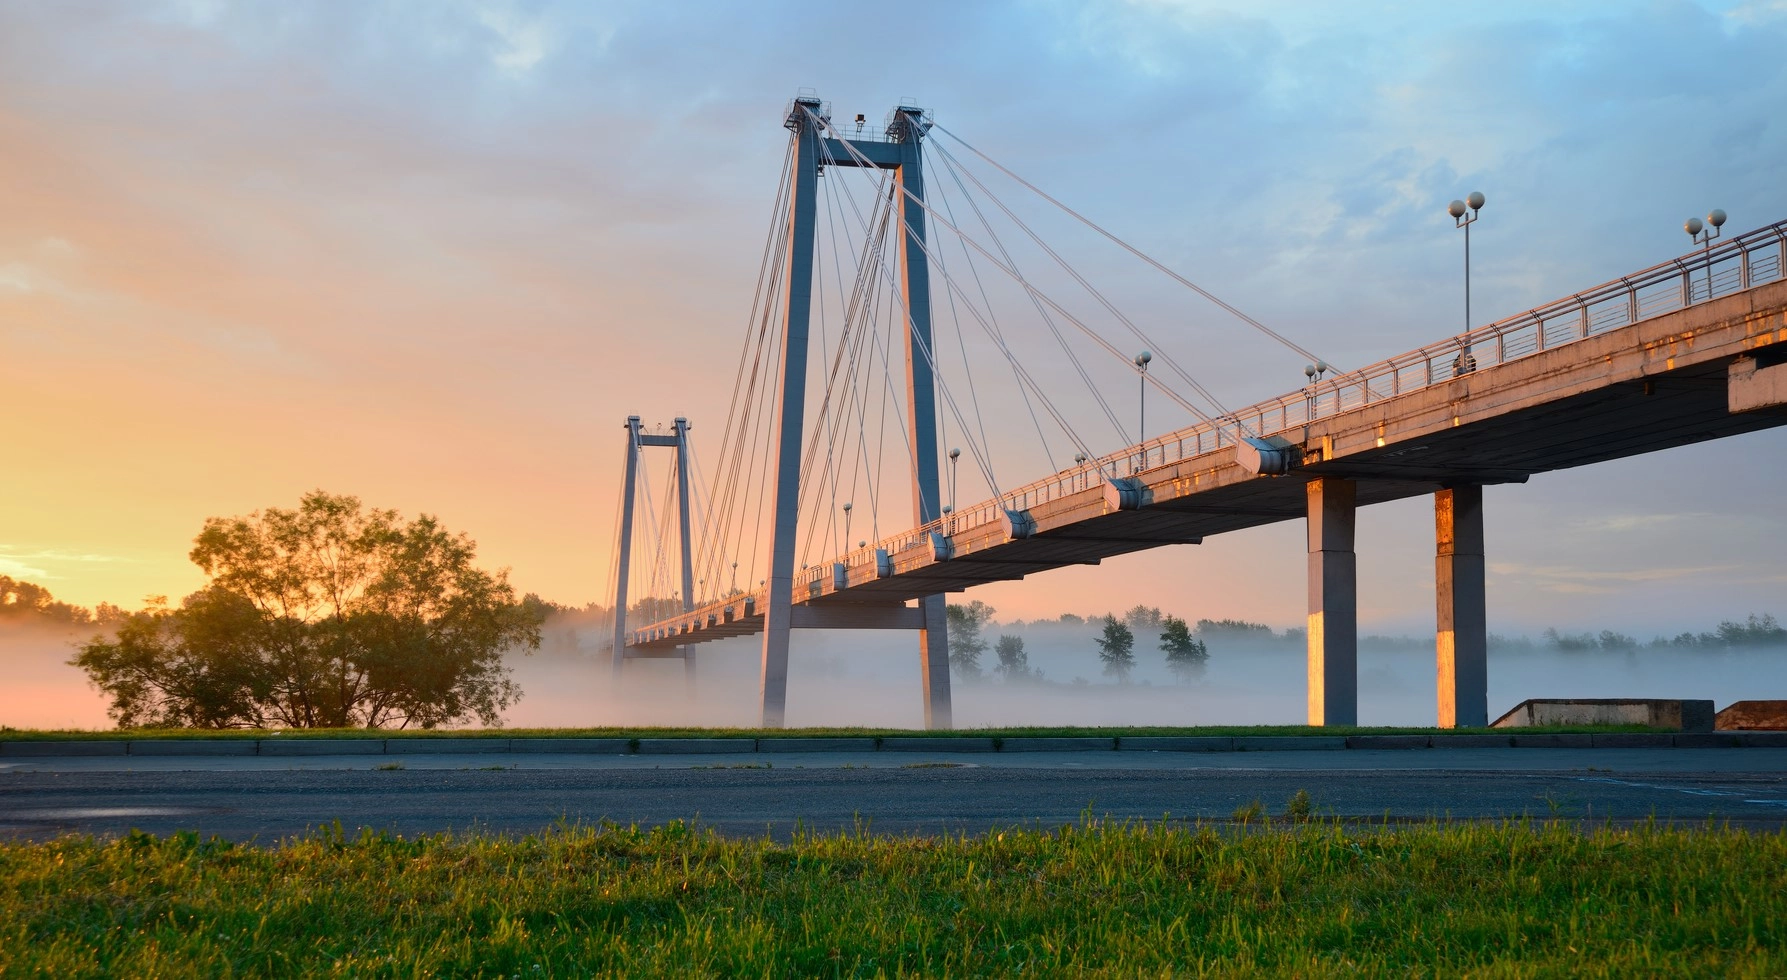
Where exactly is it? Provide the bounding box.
[841,501,852,555]
[1134,351,1152,445]
[1685,209,1726,302]
[1302,360,1328,420]
[1447,191,1485,376]
[947,448,960,521]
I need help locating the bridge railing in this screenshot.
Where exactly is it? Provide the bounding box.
[872,219,1787,561]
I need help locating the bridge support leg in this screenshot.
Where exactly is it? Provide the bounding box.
[757,98,823,729]
[1435,485,1488,728]
[611,417,642,681]
[894,108,953,730]
[918,594,952,730]
[674,417,697,693]
[1306,477,1357,726]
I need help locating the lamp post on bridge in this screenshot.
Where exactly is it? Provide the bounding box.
[1133,350,1152,453]
[1685,209,1727,302]
[1302,360,1328,421]
[1447,191,1485,376]
[947,448,960,521]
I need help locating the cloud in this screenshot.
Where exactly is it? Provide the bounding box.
[0,557,51,580]
[1568,512,1711,533]
[1488,560,1743,597]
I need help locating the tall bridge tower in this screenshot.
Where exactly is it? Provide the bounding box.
[760,96,952,728]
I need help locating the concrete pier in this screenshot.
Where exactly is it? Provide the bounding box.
[1435,485,1488,728]
[1306,477,1358,726]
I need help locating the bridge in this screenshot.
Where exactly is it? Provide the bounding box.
[610,94,1787,730]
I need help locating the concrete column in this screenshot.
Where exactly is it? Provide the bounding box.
[1306,477,1357,726]
[917,594,952,730]
[1435,485,1488,728]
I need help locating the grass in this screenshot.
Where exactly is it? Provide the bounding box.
[1,818,1781,976]
[0,722,1660,741]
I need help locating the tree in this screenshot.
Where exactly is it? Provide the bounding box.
[994,634,1031,681]
[72,491,543,729]
[946,600,995,681]
[1123,604,1163,631]
[1159,615,1208,682]
[1717,613,1787,646]
[0,575,128,627]
[1096,615,1135,682]
[1194,618,1274,640]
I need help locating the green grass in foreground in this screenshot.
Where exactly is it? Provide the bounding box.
[2,819,1780,977]
[0,723,1658,741]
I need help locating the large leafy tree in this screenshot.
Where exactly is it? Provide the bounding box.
[72,491,542,729]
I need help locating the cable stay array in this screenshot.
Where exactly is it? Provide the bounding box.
[616,98,1344,648]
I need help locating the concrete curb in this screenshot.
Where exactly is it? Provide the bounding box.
[3,731,1785,759]
[1590,733,1675,749]
[129,740,256,756]
[636,738,755,754]
[387,739,512,754]
[1001,737,1115,752]
[1672,733,1743,749]
[1236,736,1345,751]
[525,739,633,754]
[1346,735,1432,750]
[1435,735,1513,748]
[260,739,385,756]
[757,738,878,753]
[0,741,130,757]
[1120,737,1234,752]
[1511,734,1594,748]
[880,737,996,752]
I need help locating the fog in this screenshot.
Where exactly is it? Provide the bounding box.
[7,617,1784,731]
[505,618,1787,730]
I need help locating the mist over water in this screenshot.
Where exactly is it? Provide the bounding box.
[6,619,1785,731]
[504,620,1787,730]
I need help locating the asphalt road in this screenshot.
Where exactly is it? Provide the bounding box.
[5,749,1786,842]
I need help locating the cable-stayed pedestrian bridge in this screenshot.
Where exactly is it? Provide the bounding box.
[610,94,1787,730]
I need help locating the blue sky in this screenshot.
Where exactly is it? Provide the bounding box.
[2,0,1785,635]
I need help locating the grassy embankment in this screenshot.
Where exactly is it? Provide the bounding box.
[0,723,1656,741]
[1,817,1780,976]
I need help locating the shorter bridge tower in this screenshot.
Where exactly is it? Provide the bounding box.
[610,415,697,681]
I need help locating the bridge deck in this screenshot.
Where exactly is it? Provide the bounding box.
[627,264,1787,651]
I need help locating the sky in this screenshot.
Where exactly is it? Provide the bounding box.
[4,0,1787,638]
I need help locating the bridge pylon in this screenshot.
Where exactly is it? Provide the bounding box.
[610,415,697,684]
[757,95,953,729]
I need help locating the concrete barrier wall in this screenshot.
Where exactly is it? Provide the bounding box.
[1492,699,1715,732]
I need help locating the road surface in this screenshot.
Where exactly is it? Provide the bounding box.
[4,748,1785,842]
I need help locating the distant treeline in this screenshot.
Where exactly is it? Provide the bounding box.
[1533,614,1787,651]
[0,576,130,627]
